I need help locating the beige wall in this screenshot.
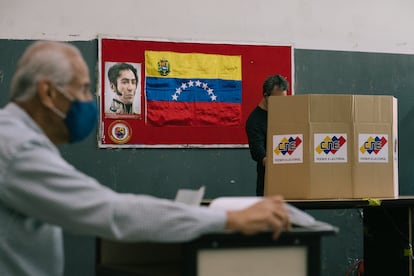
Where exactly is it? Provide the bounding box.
[0,0,413,54]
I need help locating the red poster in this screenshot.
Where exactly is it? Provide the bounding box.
[98,37,292,148]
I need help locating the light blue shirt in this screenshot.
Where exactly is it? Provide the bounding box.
[0,103,226,276]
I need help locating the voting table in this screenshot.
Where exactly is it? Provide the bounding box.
[96,197,414,275]
[96,227,336,276]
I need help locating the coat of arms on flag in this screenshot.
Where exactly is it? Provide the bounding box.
[157,58,170,76]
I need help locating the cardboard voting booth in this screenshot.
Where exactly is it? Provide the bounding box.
[265,94,398,199]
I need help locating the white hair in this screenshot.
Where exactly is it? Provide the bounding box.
[10,41,80,102]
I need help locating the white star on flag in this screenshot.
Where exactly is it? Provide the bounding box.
[171,79,217,101]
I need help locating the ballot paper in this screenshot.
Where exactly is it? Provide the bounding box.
[174,188,338,232]
[174,186,206,206]
[209,197,338,232]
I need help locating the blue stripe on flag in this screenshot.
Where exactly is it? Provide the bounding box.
[146,77,242,103]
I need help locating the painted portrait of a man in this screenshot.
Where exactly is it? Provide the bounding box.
[105,62,141,118]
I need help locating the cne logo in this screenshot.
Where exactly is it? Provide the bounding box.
[358,134,388,163]
[272,134,303,164]
[360,136,387,154]
[314,134,348,163]
[274,136,302,156]
[315,135,347,155]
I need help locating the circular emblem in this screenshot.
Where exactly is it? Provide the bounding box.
[108,120,132,144]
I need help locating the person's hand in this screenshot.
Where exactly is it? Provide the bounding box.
[262,156,267,166]
[225,195,291,239]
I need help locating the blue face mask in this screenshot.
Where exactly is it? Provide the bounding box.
[64,99,98,143]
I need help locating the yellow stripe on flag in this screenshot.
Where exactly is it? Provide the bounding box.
[145,50,241,80]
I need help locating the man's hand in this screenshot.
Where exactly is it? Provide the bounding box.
[225,196,291,239]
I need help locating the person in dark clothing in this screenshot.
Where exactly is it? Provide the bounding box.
[245,74,289,196]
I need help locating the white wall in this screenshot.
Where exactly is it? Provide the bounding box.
[1,0,413,54]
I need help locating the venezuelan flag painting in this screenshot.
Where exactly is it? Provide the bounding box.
[145,51,242,127]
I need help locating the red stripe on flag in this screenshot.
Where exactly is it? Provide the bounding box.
[147,101,242,127]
